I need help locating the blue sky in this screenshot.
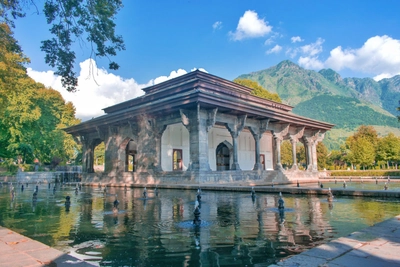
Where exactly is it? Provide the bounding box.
[12,1,400,120]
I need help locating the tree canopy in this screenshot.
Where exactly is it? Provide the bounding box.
[1,0,125,92]
[233,78,282,103]
[0,23,80,165]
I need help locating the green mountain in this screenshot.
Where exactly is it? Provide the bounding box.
[237,60,400,150]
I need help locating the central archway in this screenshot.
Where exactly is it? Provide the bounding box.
[216,141,233,171]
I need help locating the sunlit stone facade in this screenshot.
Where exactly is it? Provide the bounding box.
[64,71,333,184]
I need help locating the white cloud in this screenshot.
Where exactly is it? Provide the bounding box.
[291,36,303,43]
[324,35,400,79]
[298,56,324,69]
[266,44,282,54]
[264,32,281,45]
[300,38,324,57]
[27,59,207,121]
[373,73,394,81]
[295,38,325,69]
[152,69,188,84]
[212,21,222,30]
[285,47,298,58]
[229,10,272,41]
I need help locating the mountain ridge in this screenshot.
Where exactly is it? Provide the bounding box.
[237,60,399,149]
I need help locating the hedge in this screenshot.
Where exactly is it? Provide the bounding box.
[328,170,400,177]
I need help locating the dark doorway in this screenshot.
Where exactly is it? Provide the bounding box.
[216,142,231,171]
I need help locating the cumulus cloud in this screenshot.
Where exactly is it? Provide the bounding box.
[300,38,324,57]
[296,35,400,79]
[298,56,324,69]
[266,44,282,54]
[212,21,222,30]
[324,35,400,80]
[291,36,304,43]
[229,10,272,41]
[27,59,207,121]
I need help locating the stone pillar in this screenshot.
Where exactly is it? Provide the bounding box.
[312,132,325,171]
[303,136,314,171]
[271,124,289,170]
[274,136,283,169]
[136,114,159,173]
[289,127,305,170]
[82,139,94,173]
[249,120,268,170]
[180,105,215,171]
[225,115,246,170]
[154,122,167,171]
[104,126,122,174]
[290,138,298,170]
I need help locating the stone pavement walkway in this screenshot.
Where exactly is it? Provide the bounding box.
[271,215,400,267]
[0,226,95,267]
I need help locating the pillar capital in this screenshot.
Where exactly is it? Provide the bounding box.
[271,123,290,140]
[225,115,247,138]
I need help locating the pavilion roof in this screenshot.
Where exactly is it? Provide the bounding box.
[65,70,334,134]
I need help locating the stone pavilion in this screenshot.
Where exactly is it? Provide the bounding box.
[64,70,334,185]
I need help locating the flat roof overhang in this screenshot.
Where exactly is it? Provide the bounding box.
[65,87,334,135]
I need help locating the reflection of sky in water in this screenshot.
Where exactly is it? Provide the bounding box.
[0,184,399,266]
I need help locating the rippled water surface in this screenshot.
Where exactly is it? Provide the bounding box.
[0,183,400,266]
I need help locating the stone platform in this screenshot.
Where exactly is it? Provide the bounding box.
[272,215,400,267]
[0,226,95,267]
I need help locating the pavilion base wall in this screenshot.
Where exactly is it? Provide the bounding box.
[81,169,321,185]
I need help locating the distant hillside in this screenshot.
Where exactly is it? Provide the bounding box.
[238,60,400,149]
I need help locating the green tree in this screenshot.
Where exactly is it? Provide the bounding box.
[233,78,282,103]
[280,140,293,167]
[326,150,346,170]
[94,142,105,165]
[296,145,306,169]
[349,137,375,170]
[0,23,80,165]
[317,142,328,170]
[1,0,125,92]
[376,133,400,169]
[344,125,378,169]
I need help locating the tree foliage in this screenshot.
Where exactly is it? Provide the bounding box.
[0,23,80,164]
[233,78,282,103]
[344,125,378,170]
[317,142,328,170]
[1,0,125,92]
[376,133,400,169]
[280,140,292,167]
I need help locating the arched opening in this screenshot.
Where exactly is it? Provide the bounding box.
[216,141,232,171]
[125,140,137,172]
[93,141,105,172]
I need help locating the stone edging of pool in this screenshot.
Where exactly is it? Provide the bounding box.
[0,226,96,266]
[70,182,400,198]
[270,214,400,267]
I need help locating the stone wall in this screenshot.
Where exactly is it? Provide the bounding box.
[79,169,321,185]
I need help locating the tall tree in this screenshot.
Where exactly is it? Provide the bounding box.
[280,140,293,167]
[0,23,80,164]
[1,0,125,92]
[233,78,282,103]
[376,133,400,169]
[317,142,328,170]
